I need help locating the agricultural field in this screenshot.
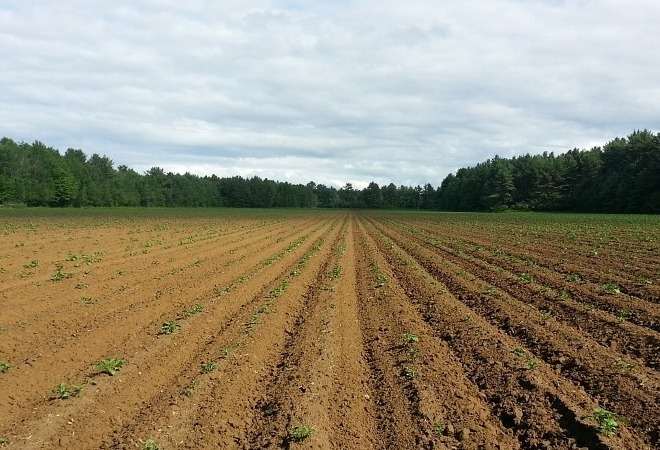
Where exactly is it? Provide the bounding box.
[0,208,658,450]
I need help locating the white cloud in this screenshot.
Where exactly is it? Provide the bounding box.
[1,0,658,186]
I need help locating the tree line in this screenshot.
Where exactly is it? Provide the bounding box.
[1,130,658,212]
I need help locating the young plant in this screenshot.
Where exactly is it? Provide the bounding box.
[95,358,126,376]
[200,361,217,374]
[23,260,39,269]
[402,365,417,380]
[52,383,82,400]
[0,437,8,446]
[0,361,10,374]
[182,304,204,318]
[602,283,621,294]
[289,425,314,442]
[402,332,419,345]
[433,422,446,437]
[143,438,160,450]
[518,273,533,284]
[591,408,620,436]
[159,320,180,335]
[50,264,72,282]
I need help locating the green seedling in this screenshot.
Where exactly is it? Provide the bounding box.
[23,260,39,269]
[143,438,160,450]
[159,320,180,335]
[433,422,446,437]
[183,304,204,317]
[402,365,417,380]
[181,380,199,397]
[52,383,82,400]
[200,361,217,374]
[0,437,9,446]
[80,296,96,305]
[329,265,342,279]
[289,425,314,442]
[614,359,634,372]
[591,408,620,436]
[50,264,72,282]
[616,308,632,323]
[95,358,126,376]
[566,273,581,282]
[602,283,620,294]
[402,332,419,344]
[512,348,537,370]
[0,361,10,373]
[518,273,533,284]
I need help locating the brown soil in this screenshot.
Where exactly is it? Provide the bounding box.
[0,211,657,450]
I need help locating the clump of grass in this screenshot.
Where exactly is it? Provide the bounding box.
[159,320,180,335]
[200,361,217,374]
[289,425,314,442]
[51,383,82,400]
[591,408,620,436]
[0,361,10,374]
[602,283,621,294]
[95,358,126,376]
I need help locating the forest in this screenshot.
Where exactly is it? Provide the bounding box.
[0,130,658,212]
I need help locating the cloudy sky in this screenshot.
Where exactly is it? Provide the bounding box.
[1,1,659,187]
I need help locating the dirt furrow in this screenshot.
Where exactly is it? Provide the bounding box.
[0,218,338,448]
[380,218,660,367]
[111,217,346,449]
[361,217,652,450]
[0,217,316,370]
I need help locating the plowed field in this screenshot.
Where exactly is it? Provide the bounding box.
[0,209,658,450]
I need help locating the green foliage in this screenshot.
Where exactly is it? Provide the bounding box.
[402,332,419,344]
[95,358,126,376]
[3,131,658,212]
[50,264,72,282]
[0,361,10,373]
[200,361,217,374]
[182,304,204,318]
[159,320,180,335]
[142,439,160,450]
[23,259,39,269]
[433,422,445,436]
[602,283,621,294]
[52,383,82,400]
[402,365,417,379]
[289,425,314,442]
[591,408,620,436]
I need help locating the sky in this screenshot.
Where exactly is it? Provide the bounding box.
[1,0,659,188]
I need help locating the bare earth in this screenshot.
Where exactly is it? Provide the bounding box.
[0,209,658,450]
